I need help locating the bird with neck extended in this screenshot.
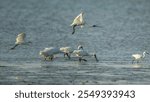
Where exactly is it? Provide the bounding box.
[10,32,31,50]
[60,45,84,59]
[70,12,85,34]
[132,51,149,64]
[73,48,99,62]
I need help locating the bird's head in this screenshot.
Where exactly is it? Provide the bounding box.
[143,50,149,55]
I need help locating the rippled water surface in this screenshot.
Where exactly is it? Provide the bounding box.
[0,0,150,84]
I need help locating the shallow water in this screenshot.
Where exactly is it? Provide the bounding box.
[0,0,150,84]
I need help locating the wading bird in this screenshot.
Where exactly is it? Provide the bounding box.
[10,32,31,50]
[60,45,84,59]
[132,51,149,64]
[39,47,62,61]
[73,49,99,62]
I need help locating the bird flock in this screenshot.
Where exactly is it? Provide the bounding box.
[10,12,149,63]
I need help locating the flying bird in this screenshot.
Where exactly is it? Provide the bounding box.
[70,12,84,34]
[10,32,31,50]
[10,33,25,49]
[132,51,149,64]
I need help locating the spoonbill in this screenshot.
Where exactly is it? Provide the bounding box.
[60,45,84,59]
[70,12,100,34]
[132,51,149,64]
[73,49,99,62]
[10,32,31,50]
[70,12,85,34]
[39,47,62,61]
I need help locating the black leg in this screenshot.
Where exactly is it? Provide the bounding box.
[132,60,134,64]
[64,53,66,58]
[94,54,99,62]
[66,53,71,59]
[50,55,54,61]
[79,58,82,62]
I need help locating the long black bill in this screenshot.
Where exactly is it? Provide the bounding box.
[10,44,19,50]
[94,54,99,62]
[72,25,76,34]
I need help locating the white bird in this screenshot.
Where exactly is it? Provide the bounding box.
[73,49,99,62]
[39,47,62,61]
[132,51,149,64]
[10,32,31,50]
[70,12,101,34]
[60,45,83,59]
[70,12,85,34]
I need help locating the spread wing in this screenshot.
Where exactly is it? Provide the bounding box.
[15,33,26,44]
[71,12,84,26]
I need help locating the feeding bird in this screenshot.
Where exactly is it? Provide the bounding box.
[10,32,31,50]
[73,49,99,62]
[132,51,149,64]
[39,47,62,61]
[60,45,84,59]
[70,12,85,34]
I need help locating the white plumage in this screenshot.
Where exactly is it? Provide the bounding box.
[71,12,84,27]
[15,32,26,44]
[70,12,84,34]
[39,47,61,60]
[132,51,149,63]
[59,45,83,59]
[73,49,99,62]
[11,32,26,50]
[60,47,74,59]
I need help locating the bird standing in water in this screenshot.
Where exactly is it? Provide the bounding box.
[73,49,99,62]
[132,51,149,64]
[60,45,84,59]
[39,47,62,61]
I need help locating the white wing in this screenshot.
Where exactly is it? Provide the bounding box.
[71,12,84,26]
[60,47,74,53]
[15,33,26,44]
[44,47,60,55]
[73,50,88,57]
[132,54,142,59]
